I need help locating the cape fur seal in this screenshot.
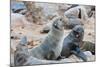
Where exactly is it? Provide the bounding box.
[14,36,48,66]
[30,16,65,60]
[14,36,29,66]
[60,25,87,61]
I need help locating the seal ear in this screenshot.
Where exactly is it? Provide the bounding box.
[20,36,27,46]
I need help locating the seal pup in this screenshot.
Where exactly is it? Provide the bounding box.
[30,16,65,60]
[14,36,29,66]
[60,25,87,61]
[14,36,69,66]
[14,36,46,66]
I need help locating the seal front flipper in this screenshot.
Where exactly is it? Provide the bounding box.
[44,51,55,60]
[71,47,87,62]
[77,51,87,62]
[56,55,66,60]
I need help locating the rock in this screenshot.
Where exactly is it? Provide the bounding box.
[84,6,95,18]
[64,6,87,29]
[65,18,84,29]
[83,51,95,61]
[11,32,22,40]
[64,6,88,20]
[60,57,77,63]
[11,13,31,28]
[11,36,19,40]
[88,32,92,35]
[81,41,95,55]
[83,51,92,56]
[11,1,26,13]
[64,5,90,27]
[62,51,95,62]
[40,22,52,33]
[68,55,83,62]
[67,51,95,62]
[40,26,51,33]
[19,9,27,15]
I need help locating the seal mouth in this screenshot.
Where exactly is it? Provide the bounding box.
[53,18,64,30]
[52,16,66,31]
[73,31,81,38]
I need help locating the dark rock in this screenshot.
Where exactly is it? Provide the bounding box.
[81,41,95,55]
[11,2,26,13]
[40,26,51,33]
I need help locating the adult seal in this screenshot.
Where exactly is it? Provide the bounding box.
[30,16,65,60]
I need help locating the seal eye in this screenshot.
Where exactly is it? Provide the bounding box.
[53,23,59,29]
[59,18,62,21]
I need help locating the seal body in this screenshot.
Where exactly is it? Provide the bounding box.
[14,36,29,66]
[61,25,87,61]
[30,17,64,60]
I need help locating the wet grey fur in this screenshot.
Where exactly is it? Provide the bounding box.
[30,17,64,60]
[61,25,87,61]
[14,36,45,66]
[14,36,29,66]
